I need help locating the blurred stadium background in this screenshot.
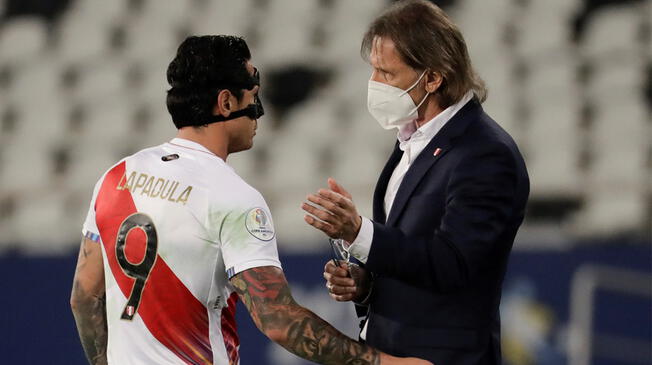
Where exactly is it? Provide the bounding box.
[0,0,650,364]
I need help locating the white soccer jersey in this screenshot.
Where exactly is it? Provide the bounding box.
[82,138,281,365]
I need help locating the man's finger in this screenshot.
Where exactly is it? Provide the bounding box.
[324,260,337,272]
[324,270,354,286]
[307,194,347,217]
[330,293,354,302]
[324,262,350,277]
[317,189,349,208]
[301,203,338,225]
[330,284,357,295]
[303,215,337,236]
[324,272,355,287]
[328,177,352,200]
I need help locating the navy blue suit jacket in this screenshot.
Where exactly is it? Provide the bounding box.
[357,99,529,364]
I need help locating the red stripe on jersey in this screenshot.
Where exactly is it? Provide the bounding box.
[95,162,213,364]
[221,293,240,365]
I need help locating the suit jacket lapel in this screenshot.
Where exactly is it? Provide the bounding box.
[373,141,402,224]
[385,99,481,226]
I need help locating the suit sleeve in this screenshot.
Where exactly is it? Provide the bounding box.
[365,144,518,292]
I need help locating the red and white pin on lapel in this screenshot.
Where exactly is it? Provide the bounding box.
[433,148,443,157]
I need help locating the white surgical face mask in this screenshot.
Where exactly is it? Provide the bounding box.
[367,70,429,129]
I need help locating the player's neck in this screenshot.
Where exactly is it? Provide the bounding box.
[176,127,229,161]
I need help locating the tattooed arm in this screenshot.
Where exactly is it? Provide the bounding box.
[231,266,431,365]
[70,237,108,365]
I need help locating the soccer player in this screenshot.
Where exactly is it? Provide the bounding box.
[70,35,430,365]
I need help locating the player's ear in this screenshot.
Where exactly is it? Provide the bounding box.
[214,89,235,118]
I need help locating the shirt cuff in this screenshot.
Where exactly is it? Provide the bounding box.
[346,217,374,264]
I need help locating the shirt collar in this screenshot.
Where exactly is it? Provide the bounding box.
[168,137,212,152]
[167,138,224,161]
[397,90,474,149]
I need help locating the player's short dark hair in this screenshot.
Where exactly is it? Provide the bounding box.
[166,35,252,129]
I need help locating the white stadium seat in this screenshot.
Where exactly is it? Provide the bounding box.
[66,0,127,24]
[255,0,321,67]
[66,60,128,103]
[0,17,48,65]
[0,139,53,194]
[54,8,112,64]
[191,0,254,39]
[5,56,61,104]
[265,187,324,251]
[323,0,385,64]
[569,188,648,237]
[581,5,644,59]
[454,0,511,60]
[13,193,79,253]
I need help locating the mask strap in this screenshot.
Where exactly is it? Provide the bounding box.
[413,88,430,110]
[211,92,265,123]
[212,102,264,123]
[401,70,428,96]
[407,70,430,116]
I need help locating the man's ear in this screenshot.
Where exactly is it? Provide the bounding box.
[213,89,235,117]
[425,72,443,94]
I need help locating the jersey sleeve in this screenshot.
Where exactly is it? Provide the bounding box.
[81,176,104,243]
[217,191,282,279]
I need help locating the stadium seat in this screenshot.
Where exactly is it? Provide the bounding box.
[66,61,128,103]
[54,8,113,64]
[255,0,321,67]
[323,0,385,64]
[66,0,126,24]
[265,187,324,250]
[580,5,643,60]
[332,131,393,194]
[5,56,61,105]
[264,135,325,191]
[133,0,190,27]
[127,56,172,103]
[453,0,510,60]
[475,53,518,135]
[120,16,178,60]
[588,56,646,101]
[569,188,648,237]
[513,0,578,59]
[63,138,122,197]
[0,17,48,65]
[190,0,254,39]
[0,138,53,194]
[225,144,260,184]
[132,101,177,148]
[589,96,648,187]
[11,97,68,144]
[12,193,79,253]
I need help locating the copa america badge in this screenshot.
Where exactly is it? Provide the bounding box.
[245,207,275,241]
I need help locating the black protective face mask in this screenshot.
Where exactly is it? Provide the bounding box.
[212,67,264,123]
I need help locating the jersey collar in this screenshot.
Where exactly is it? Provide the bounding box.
[168,138,220,159]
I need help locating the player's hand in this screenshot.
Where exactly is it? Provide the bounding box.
[380,353,434,365]
[323,260,371,302]
[302,178,362,243]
